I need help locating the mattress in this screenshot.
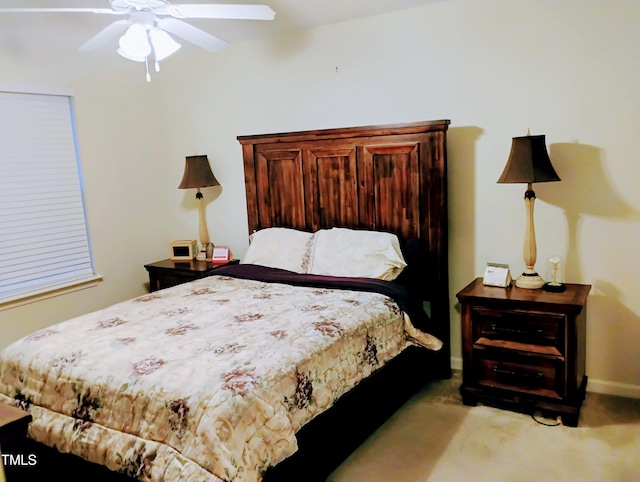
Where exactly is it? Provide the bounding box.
[0,264,440,481]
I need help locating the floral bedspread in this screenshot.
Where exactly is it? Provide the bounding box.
[0,268,434,481]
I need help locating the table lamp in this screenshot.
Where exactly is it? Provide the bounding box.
[497,134,560,289]
[178,155,220,258]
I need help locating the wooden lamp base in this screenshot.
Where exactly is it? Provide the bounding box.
[515,272,545,289]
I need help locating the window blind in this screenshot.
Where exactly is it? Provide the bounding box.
[0,90,97,304]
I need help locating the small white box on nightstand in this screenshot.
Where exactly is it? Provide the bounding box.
[483,262,512,287]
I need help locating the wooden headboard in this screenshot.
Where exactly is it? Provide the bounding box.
[238,120,450,352]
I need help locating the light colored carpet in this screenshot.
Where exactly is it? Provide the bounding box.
[328,371,640,482]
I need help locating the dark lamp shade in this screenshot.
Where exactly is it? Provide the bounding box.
[178,155,220,189]
[497,135,561,184]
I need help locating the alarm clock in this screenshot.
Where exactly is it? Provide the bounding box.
[170,240,198,261]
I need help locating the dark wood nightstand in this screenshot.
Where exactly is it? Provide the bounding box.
[457,277,591,426]
[0,402,31,453]
[144,258,239,292]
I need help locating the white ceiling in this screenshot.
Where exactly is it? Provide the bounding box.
[0,0,444,56]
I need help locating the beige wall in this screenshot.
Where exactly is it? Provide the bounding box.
[1,0,638,397]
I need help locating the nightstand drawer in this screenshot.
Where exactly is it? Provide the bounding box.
[471,306,565,356]
[475,351,564,399]
[145,259,239,292]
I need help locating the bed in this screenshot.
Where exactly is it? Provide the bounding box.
[0,120,451,481]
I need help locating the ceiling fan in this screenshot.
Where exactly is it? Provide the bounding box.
[0,1,276,81]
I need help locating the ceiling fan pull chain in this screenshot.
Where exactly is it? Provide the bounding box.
[145,57,151,82]
[155,60,161,73]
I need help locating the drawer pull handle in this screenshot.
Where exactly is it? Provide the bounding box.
[492,366,544,381]
[489,324,544,337]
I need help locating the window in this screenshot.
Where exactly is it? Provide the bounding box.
[0,89,100,306]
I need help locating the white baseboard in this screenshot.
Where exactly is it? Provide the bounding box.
[449,357,640,399]
[587,378,640,399]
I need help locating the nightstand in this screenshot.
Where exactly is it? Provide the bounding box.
[144,258,239,292]
[457,277,591,426]
[0,402,31,453]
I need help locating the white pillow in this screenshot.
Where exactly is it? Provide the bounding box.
[309,228,407,280]
[241,227,316,273]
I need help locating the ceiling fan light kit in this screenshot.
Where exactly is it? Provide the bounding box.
[119,23,152,58]
[115,12,183,81]
[0,0,275,82]
[149,27,181,61]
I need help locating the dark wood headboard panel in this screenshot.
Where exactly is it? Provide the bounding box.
[238,120,450,347]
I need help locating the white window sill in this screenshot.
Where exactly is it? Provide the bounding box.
[0,274,104,311]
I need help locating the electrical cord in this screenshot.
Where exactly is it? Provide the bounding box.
[531,410,562,426]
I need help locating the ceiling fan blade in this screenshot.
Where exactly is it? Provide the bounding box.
[78,19,130,51]
[0,8,121,15]
[167,4,275,20]
[157,18,228,52]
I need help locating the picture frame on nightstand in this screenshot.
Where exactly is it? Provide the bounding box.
[482,262,512,287]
